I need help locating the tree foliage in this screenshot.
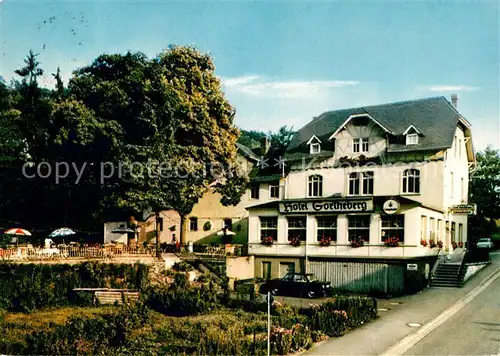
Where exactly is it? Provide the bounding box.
[470,146,500,218]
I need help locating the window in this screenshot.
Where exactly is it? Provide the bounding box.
[437,219,442,241]
[458,139,462,158]
[348,173,360,195]
[461,178,464,201]
[348,215,370,242]
[308,175,323,197]
[189,217,198,231]
[287,216,306,241]
[450,172,454,197]
[362,172,374,195]
[262,262,272,279]
[421,216,427,241]
[451,222,456,242]
[269,181,280,198]
[353,138,369,153]
[157,218,163,232]
[310,143,321,154]
[454,136,458,157]
[260,217,278,241]
[250,183,260,199]
[429,217,435,240]
[348,172,373,195]
[280,263,295,278]
[381,215,405,243]
[316,216,337,242]
[293,274,308,283]
[458,223,463,243]
[406,133,419,145]
[402,169,420,194]
[224,218,232,231]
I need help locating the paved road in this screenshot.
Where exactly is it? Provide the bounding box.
[403,269,500,356]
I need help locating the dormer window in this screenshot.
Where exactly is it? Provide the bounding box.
[306,135,322,154]
[310,143,321,154]
[403,125,421,145]
[406,133,419,145]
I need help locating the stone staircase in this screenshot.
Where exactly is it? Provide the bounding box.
[175,250,226,285]
[430,262,467,288]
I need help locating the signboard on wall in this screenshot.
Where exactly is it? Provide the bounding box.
[448,204,477,215]
[407,264,418,271]
[279,199,373,214]
[383,199,400,215]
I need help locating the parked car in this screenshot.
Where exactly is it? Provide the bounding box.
[476,238,494,249]
[263,272,331,298]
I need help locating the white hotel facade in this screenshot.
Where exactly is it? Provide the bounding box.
[245,96,476,295]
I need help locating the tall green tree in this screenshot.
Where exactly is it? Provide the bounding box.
[469,146,500,218]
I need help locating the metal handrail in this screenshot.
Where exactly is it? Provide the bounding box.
[431,248,445,279]
[457,249,468,277]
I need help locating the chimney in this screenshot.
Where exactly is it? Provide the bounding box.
[260,136,270,156]
[451,94,458,108]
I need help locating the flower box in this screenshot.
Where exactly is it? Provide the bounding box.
[261,236,274,246]
[350,237,364,248]
[289,237,301,247]
[451,241,458,249]
[384,237,400,247]
[458,241,463,248]
[319,236,332,247]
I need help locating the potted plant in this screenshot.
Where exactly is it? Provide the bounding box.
[437,240,443,248]
[261,236,274,246]
[319,236,332,246]
[289,237,301,247]
[458,241,464,248]
[350,237,365,248]
[451,241,458,249]
[384,237,400,247]
[429,239,436,248]
[420,239,428,247]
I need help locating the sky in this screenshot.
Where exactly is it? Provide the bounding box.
[0,0,499,151]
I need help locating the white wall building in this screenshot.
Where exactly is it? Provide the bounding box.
[245,96,476,295]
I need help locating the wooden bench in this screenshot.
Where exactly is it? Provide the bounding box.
[94,290,140,305]
[72,288,140,305]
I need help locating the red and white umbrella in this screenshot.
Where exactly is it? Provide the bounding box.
[4,228,31,236]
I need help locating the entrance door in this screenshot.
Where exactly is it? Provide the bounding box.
[279,262,295,278]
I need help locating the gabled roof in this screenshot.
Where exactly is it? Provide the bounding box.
[306,134,322,145]
[286,97,468,158]
[402,124,422,135]
[328,113,393,140]
[236,143,260,162]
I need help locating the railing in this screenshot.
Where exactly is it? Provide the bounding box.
[0,245,156,261]
[430,248,446,280]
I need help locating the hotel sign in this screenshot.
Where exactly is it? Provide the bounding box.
[449,204,477,215]
[279,199,374,214]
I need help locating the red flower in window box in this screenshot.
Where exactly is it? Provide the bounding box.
[437,240,443,248]
[458,241,463,248]
[319,236,332,246]
[289,237,301,247]
[451,241,458,249]
[261,236,274,246]
[420,239,428,247]
[384,237,400,247]
[350,237,364,248]
[429,239,436,248]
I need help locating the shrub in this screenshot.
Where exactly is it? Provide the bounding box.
[24,302,151,355]
[172,261,193,272]
[0,262,151,312]
[147,276,220,316]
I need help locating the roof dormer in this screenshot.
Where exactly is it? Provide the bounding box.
[403,125,422,145]
[306,135,322,154]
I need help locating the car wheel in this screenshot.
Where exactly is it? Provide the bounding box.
[307,290,316,299]
[270,288,278,296]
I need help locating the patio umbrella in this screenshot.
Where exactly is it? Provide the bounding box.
[49,227,76,238]
[4,228,31,236]
[216,229,236,236]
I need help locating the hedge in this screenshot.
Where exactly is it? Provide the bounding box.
[0,262,150,311]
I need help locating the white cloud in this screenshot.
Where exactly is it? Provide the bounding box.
[422,85,480,92]
[222,75,359,99]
